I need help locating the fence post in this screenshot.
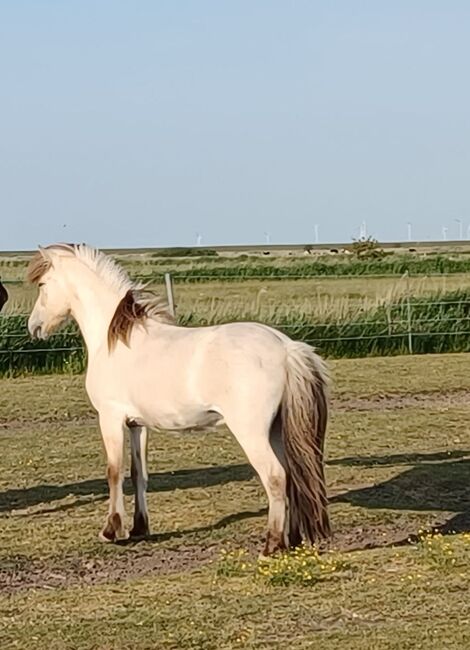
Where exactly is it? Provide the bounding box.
[164,272,176,318]
[405,272,413,354]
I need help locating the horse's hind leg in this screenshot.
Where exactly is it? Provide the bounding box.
[270,412,301,548]
[225,413,287,556]
[129,424,150,538]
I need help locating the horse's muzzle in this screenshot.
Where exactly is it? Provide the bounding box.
[28,318,46,340]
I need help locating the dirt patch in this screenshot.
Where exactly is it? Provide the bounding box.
[333,389,470,412]
[0,417,95,432]
[327,513,452,552]
[0,512,458,595]
[0,542,220,594]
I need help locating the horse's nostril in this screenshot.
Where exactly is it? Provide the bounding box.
[33,326,42,339]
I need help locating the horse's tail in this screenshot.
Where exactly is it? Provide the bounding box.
[281,341,331,545]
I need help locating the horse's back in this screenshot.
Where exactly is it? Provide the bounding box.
[141,320,289,382]
[172,321,289,409]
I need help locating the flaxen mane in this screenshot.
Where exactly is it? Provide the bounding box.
[27,254,51,284]
[27,243,174,350]
[107,288,174,351]
[27,244,74,284]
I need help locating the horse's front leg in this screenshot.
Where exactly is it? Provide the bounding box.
[129,424,150,538]
[98,411,129,542]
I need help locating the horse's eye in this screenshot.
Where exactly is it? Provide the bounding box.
[38,282,45,288]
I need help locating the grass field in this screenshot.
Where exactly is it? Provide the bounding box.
[1,353,470,648]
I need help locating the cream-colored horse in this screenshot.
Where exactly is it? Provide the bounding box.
[27,244,330,554]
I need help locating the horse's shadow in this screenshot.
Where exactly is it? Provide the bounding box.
[2,450,470,543]
[0,463,255,514]
[330,451,470,535]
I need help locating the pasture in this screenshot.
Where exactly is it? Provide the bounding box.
[1,353,470,649]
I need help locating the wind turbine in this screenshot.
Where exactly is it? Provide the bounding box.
[264,232,271,245]
[455,218,463,240]
[442,226,448,241]
[196,232,202,246]
[407,222,412,242]
[314,224,319,245]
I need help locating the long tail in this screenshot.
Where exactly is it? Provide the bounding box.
[281,341,331,545]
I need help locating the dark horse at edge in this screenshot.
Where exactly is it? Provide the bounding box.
[0,281,8,313]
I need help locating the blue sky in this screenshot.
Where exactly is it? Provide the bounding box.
[1,1,469,249]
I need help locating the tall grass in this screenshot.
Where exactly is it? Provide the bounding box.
[180,288,470,357]
[0,315,85,375]
[2,288,470,375]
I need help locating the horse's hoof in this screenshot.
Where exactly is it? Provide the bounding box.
[130,514,150,539]
[98,528,129,543]
[115,528,130,542]
[262,531,287,557]
[98,513,129,543]
[98,530,115,543]
[129,527,150,540]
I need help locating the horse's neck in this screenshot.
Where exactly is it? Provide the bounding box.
[68,270,121,356]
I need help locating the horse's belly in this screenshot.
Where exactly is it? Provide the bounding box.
[133,404,224,432]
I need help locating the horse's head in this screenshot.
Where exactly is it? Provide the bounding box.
[27,246,73,339]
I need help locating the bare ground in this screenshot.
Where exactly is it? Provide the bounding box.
[334,388,470,412]
[0,508,459,595]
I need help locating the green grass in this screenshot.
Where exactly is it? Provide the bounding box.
[4,550,470,649]
[1,354,470,647]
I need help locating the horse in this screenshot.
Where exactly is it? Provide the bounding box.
[27,244,330,555]
[0,280,8,312]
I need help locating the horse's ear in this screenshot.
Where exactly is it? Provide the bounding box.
[38,246,53,263]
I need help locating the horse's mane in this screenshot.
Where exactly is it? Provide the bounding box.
[107,288,174,351]
[27,243,174,350]
[27,244,71,284]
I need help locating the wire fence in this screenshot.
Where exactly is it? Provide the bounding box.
[2,271,470,373]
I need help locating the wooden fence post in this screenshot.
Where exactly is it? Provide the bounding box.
[164,273,176,318]
[405,272,413,355]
